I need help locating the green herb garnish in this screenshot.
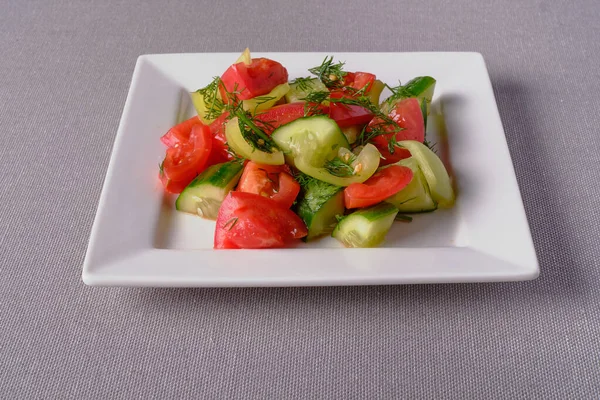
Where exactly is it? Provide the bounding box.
[195,76,225,120]
[308,56,347,88]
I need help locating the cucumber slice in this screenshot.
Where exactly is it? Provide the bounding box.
[384,158,437,212]
[176,161,244,220]
[296,143,380,186]
[398,141,455,208]
[272,116,380,186]
[225,117,284,165]
[340,125,361,145]
[295,177,345,241]
[332,203,399,248]
[271,115,349,167]
[286,78,329,104]
[381,76,436,115]
[367,79,385,106]
[242,83,290,115]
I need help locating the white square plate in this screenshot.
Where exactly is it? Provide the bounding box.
[82,52,539,287]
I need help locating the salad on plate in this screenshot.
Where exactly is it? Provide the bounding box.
[157,49,455,249]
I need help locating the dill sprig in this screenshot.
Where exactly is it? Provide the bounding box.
[294,171,319,187]
[250,95,277,114]
[303,89,405,150]
[323,157,355,177]
[381,81,413,111]
[220,81,279,154]
[223,217,239,231]
[195,77,225,120]
[301,90,330,116]
[237,112,278,153]
[291,76,314,92]
[308,56,347,88]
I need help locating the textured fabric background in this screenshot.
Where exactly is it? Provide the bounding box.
[1,0,599,398]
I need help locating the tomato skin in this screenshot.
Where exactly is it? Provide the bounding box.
[237,162,299,208]
[160,116,202,147]
[270,172,301,209]
[375,146,412,165]
[368,97,425,165]
[159,124,213,194]
[158,173,189,194]
[329,90,374,128]
[214,192,307,249]
[255,103,329,134]
[349,72,376,92]
[344,165,414,209]
[208,112,235,162]
[219,58,288,101]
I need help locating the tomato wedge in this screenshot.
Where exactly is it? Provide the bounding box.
[237,161,299,208]
[160,116,202,147]
[220,58,288,101]
[214,192,308,249]
[344,165,414,209]
[368,97,425,165]
[348,72,376,92]
[159,124,213,194]
[255,102,329,134]
[328,90,374,128]
[208,111,235,162]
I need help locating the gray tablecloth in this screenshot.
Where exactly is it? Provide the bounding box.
[2,0,599,398]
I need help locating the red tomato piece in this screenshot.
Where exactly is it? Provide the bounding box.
[270,172,301,209]
[160,116,202,147]
[349,72,376,92]
[237,161,299,208]
[344,166,414,209]
[342,72,356,86]
[158,174,189,194]
[368,97,425,165]
[159,124,213,194]
[328,90,374,128]
[214,192,307,249]
[208,111,235,162]
[255,102,329,134]
[219,58,288,101]
[375,146,412,165]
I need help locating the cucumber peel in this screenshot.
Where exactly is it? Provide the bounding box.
[398,141,455,208]
[385,158,437,213]
[332,203,399,248]
[176,161,244,220]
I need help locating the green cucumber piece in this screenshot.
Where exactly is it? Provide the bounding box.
[175,161,244,219]
[381,76,436,115]
[332,203,399,248]
[384,158,437,212]
[271,115,349,167]
[286,78,329,104]
[295,143,380,186]
[398,141,455,208]
[242,83,290,115]
[225,117,284,165]
[272,115,380,186]
[340,125,361,145]
[294,177,345,241]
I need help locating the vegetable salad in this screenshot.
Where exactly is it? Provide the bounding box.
[158,49,455,249]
